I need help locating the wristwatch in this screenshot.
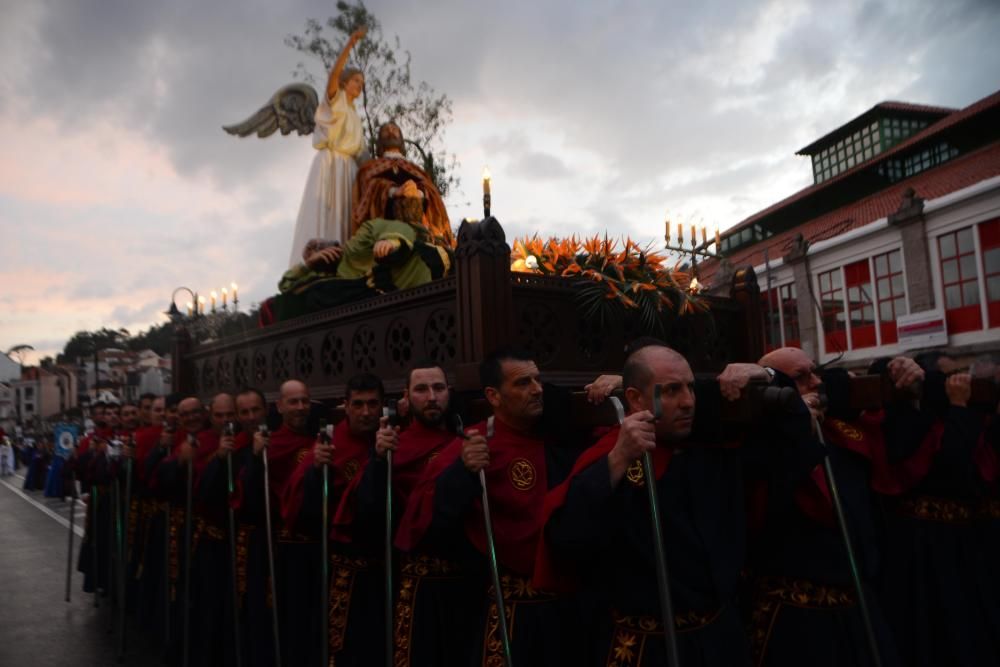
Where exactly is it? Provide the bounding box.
[762,366,776,383]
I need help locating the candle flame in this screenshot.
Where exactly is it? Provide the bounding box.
[198,296,206,305]
[221,287,228,295]
[231,282,238,291]
[210,290,218,299]
[482,166,491,181]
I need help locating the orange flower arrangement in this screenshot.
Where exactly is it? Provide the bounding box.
[511,234,707,333]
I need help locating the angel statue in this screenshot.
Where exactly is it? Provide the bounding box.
[224,27,369,267]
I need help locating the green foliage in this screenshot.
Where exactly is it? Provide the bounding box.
[285,0,459,197]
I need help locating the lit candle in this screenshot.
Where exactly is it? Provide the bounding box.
[198,296,206,315]
[210,291,217,310]
[186,301,194,317]
[665,220,670,243]
[701,227,707,245]
[482,167,491,196]
[715,227,722,249]
[231,282,238,302]
[690,225,696,246]
[221,287,228,307]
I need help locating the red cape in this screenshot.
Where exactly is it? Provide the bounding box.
[396,417,556,577]
[332,419,454,541]
[532,425,672,592]
[280,420,371,536]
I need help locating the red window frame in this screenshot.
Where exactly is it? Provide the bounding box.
[938,228,982,333]
[980,218,1000,328]
[844,259,876,349]
[873,249,906,344]
[818,268,847,353]
[780,283,800,348]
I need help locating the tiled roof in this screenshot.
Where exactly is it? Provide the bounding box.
[735,89,1000,233]
[873,101,958,115]
[700,139,1000,283]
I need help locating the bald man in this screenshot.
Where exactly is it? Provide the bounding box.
[720,347,907,667]
[538,339,813,666]
[237,379,317,667]
[188,393,243,667]
[142,395,206,658]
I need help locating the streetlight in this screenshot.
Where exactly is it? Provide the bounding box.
[165,287,198,323]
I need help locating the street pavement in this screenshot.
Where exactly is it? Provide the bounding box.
[0,470,161,666]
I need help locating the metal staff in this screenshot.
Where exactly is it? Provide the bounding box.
[109,468,120,635]
[182,433,197,667]
[609,390,681,666]
[224,423,244,667]
[382,405,396,667]
[65,457,77,603]
[92,480,100,608]
[813,416,883,667]
[482,416,514,667]
[259,424,282,667]
[118,435,135,661]
[319,421,332,667]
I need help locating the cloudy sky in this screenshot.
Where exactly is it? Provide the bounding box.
[1,0,998,365]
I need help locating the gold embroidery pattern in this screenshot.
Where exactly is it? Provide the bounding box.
[135,499,159,579]
[482,597,516,667]
[607,627,644,666]
[328,553,370,653]
[296,448,309,464]
[168,508,185,601]
[748,576,855,667]
[829,418,863,441]
[625,460,644,486]
[482,574,556,666]
[393,554,461,666]
[981,498,1000,520]
[127,498,139,562]
[343,458,360,482]
[508,458,536,491]
[897,495,973,523]
[236,524,253,606]
[393,575,419,667]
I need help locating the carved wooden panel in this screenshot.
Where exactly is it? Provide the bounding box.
[321,332,346,379]
[385,319,415,370]
[295,339,314,379]
[272,343,291,382]
[233,353,249,389]
[352,325,377,373]
[217,356,232,391]
[516,302,560,365]
[423,309,457,365]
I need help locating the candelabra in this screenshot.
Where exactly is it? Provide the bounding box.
[663,222,723,293]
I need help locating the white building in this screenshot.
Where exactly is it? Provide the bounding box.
[704,89,1000,368]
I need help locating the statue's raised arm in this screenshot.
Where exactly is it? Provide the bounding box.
[326,27,367,101]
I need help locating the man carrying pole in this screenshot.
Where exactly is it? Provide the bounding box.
[535,339,816,666]
[236,380,318,667]
[338,362,475,667]
[396,347,586,666]
[280,373,381,667]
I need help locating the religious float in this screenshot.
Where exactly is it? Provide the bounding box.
[170,33,765,401]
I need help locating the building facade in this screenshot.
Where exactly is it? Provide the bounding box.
[704,90,1000,368]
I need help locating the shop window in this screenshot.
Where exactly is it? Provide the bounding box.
[873,249,907,343]
[819,268,847,353]
[980,218,1000,328]
[939,227,982,333]
[844,259,876,348]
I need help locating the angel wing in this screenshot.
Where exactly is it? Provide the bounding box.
[222,83,319,138]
